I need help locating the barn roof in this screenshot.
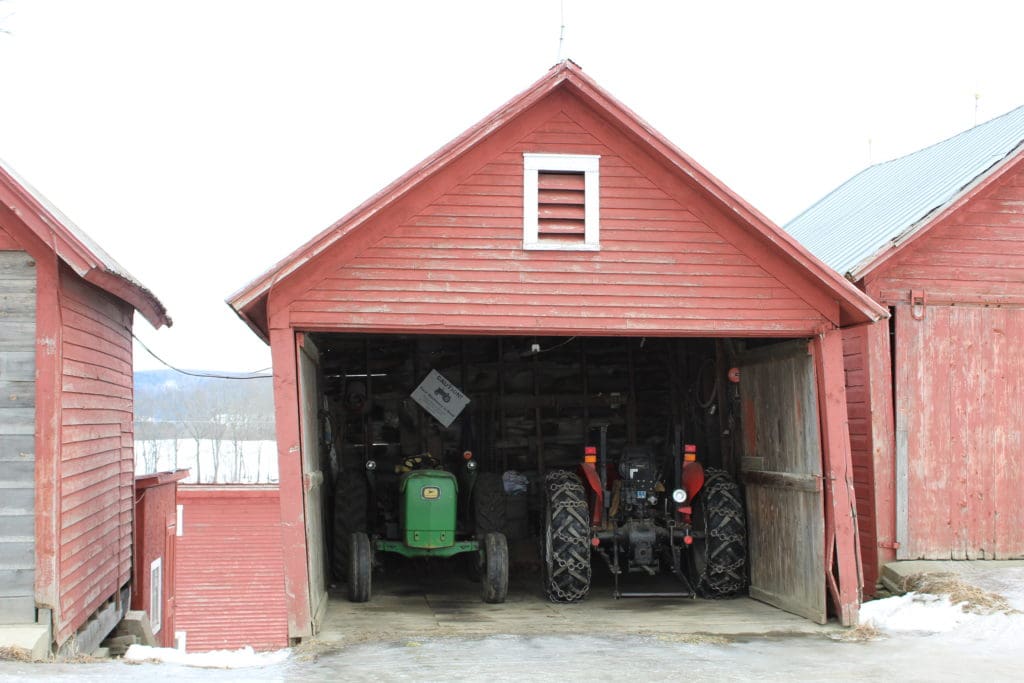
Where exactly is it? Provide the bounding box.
[0,158,171,328]
[229,61,885,340]
[786,104,1024,280]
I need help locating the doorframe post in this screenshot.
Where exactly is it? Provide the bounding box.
[812,328,861,626]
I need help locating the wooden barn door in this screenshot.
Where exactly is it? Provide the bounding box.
[297,335,327,631]
[895,304,1024,559]
[738,341,827,624]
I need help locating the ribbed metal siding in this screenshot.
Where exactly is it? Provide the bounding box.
[786,105,1024,276]
[175,486,287,652]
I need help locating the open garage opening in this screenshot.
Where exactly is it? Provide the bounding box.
[297,332,832,623]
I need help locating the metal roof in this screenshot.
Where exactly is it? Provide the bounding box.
[785,104,1024,279]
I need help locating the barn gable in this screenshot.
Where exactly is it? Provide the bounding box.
[866,152,1024,304]
[231,62,883,336]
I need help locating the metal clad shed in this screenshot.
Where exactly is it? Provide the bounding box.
[229,62,886,639]
[786,105,1024,591]
[0,160,170,654]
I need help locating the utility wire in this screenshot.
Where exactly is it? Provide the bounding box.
[132,331,272,380]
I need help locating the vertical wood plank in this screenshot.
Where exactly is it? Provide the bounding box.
[269,323,311,639]
[813,329,861,626]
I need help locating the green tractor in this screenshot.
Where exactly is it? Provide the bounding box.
[341,452,509,604]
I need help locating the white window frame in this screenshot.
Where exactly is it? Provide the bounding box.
[523,153,600,251]
[150,557,163,634]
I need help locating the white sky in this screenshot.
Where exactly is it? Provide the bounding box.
[1,1,1022,372]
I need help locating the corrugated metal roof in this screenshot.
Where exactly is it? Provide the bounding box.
[785,105,1024,278]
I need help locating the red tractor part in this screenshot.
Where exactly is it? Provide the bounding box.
[579,446,605,526]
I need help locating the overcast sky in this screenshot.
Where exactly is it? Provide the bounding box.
[1,1,1022,372]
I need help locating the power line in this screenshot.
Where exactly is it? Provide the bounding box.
[132,331,272,380]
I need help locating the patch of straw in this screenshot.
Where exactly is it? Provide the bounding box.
[829,624,882,642]
[0,646,33,662]
[900,572,1017,615]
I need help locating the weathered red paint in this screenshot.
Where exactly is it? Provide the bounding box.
[175,486,288,652]
[811,330,861,625]
[228,62,886,635]
[269,324,312,639]
[848,150,1024,575]
[133,470,188,647]
[0,164,170,647]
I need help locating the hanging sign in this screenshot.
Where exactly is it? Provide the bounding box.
[411,369,470,428]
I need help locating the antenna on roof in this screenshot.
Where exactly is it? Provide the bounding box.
[867,137,873,165]
[974,92,980,127]
[557,0,566,61]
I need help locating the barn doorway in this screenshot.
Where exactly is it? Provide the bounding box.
[298,333,830,625]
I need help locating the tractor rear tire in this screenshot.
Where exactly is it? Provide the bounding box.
[332,474,368,581]
[690,467,747,598]
[474,472,507,536]
[347,532,373,603]
[481,532,509,604]
[541,470,591,603]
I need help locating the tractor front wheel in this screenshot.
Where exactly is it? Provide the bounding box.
[333,474,368,581]
[689,467,747,597]
[481,532,509,604]
[541,470,591,602]
[347,532,373,603]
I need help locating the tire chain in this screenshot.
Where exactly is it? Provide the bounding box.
[697,468,748,597]
[543,470,592,602]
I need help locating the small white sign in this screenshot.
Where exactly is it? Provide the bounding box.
[411,369,470,428]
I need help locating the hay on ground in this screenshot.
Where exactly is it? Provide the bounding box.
[899,572,1016,615]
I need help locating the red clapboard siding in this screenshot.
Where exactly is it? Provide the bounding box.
[841,325,878,593]
[55,267,136,645]
[873,165,1024,303]
[175,487,288,652]
[289,111,829,336]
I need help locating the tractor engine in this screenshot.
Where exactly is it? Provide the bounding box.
[617,446,661,518]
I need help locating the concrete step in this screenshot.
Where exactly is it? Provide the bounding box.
[0,623,50,661]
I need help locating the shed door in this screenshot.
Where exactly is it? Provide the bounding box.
[895,304,1024,559]
[738,340,827,624]
[297,335,327,631]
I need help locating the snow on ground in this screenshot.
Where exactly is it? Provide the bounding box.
[134,439,278,484]
[3,566,1023,681]
[123,644,289,669]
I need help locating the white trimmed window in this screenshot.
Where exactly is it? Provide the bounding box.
[523,153,600,250]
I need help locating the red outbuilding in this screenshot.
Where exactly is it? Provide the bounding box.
[0,160,171,655]
[787,105,1024,592]
[229,62,887,639]
[133,470,189,647]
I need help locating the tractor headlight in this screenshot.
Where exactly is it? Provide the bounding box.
[672,488,687,504]
[466,459,478,471]
[365,460,377,471]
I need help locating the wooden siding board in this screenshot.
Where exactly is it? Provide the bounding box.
[284,109,832,337]
[896,305,1024,558]
[175,488,288,652]
[54,267,135,644]
[0,251,36,624]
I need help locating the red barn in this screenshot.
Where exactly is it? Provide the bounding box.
[787,105,1024,592]
[0,160,170,656]
[229,62,886,639]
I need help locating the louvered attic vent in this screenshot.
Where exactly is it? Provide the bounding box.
[523,153,600,250]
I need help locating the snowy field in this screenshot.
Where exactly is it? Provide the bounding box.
[134,439,278,484]
[2,566,1022,681]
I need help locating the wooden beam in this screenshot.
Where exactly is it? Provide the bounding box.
[812,330,861,626]
[269,323,312,639]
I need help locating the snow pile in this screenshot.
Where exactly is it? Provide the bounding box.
[860,567,1024,645]
[123,644,289,669]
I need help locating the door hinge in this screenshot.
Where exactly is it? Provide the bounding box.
[879,541,900,550]
[910,290,926,320]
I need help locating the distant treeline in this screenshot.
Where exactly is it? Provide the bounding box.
[134,370,275,440]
